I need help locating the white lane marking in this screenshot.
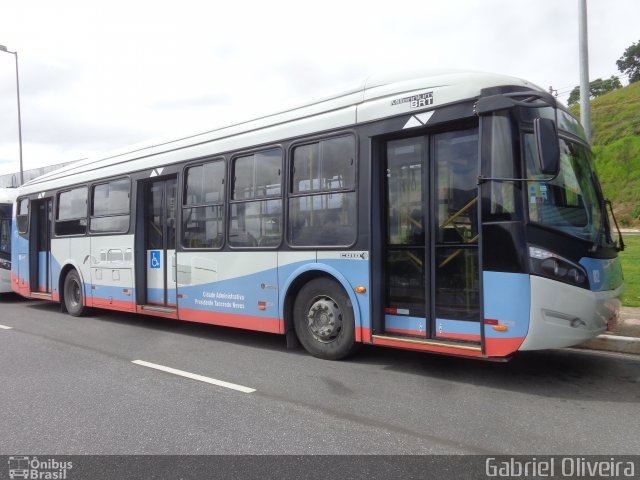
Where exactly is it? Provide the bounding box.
[131,360,256,393]
[0,324,13,330]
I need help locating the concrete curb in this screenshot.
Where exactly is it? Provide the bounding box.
[576,334,640,355]
[572,307,640,355]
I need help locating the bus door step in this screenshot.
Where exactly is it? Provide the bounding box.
[31,291,53,299]
[372,334,482,352]
[140,304,177,314]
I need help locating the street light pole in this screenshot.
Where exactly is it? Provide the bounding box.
[0,45,24,185]
[578,0,591,143]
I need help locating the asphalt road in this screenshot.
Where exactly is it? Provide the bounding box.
[0,293,638,455]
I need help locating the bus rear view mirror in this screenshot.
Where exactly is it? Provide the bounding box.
[534,117,560,176]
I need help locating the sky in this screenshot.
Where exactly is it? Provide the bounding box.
[0,0,638,176]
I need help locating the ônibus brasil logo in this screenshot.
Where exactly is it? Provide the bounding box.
[8,456,73,480]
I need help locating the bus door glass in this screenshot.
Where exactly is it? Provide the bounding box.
[385,137,427,336]
[33,198,52,293]
[145,177,177,306]
[384,128,480,342]
[432,129,480,342]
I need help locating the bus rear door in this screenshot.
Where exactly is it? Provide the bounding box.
[30,198,52,295]
[138,176,178,310]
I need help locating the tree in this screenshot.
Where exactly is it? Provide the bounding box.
[567,76,623,106]
[617,40,640,83]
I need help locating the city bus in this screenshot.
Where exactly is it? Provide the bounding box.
[11,70,624,360]
[1,187,17,293]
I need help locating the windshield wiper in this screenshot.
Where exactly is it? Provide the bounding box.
[606,199,625,252]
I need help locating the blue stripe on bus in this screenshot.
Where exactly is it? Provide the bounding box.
[278,259,370,330]
[90,283,135,301]
[482,271,530,338]
[12,230,29,284]
[435,318,480,335]
[38,251,48,290]
[178,270,279,317]
[146,287,176,306]
[579,256,623,292]
[175,258,370,329]
[146,287,165,305]
[384,315,425,335]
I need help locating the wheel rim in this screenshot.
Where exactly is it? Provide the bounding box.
[69,279,81,308]
[306,295,343,343]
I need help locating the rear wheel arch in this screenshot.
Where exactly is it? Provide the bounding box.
[282,267,362,336]
[58,264,87,315]
[283,269,360,360]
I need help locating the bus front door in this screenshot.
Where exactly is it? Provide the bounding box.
[383,129,481,343]
[30,198,52,294]
[143,177,177,308]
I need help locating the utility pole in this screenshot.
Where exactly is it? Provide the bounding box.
[0,45,24,185]
[578,0,591,142]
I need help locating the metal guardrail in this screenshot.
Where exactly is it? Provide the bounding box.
[0,161,78,187]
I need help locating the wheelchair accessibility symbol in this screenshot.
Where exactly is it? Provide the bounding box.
[150,250,161,269]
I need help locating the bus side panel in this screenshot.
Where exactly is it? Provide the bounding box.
[89,235,135,312]
[176,251,281,333]
[316,253,370,342]
[277,252,370,343]
[11,221,30,297]
[0,268,10,293]
[51,237,91,304]
[482,271,530,357]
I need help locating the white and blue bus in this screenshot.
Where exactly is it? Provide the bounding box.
[11,70,624,360]
[1,187,17,293]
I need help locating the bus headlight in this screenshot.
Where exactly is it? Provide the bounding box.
[528,245,588,289]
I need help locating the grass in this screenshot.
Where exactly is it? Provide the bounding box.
[620,235,640,307]
[570,81,640,226]
[593,137,640,225]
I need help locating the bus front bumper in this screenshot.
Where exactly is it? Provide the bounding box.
[519,275,623,351]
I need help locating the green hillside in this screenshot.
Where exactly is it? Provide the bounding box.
[571,82,640,225]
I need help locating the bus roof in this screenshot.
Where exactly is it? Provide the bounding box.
[20,70,540,194]
[0,187,18,204]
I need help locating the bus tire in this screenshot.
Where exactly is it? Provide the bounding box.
[293,278,357,360]
[63,269,86,317]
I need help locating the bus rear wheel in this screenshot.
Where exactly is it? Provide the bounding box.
[63,269,86,317]
[293,278,356,360]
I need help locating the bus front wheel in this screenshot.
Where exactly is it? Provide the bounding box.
[293,278,356,360]
[63,270,86,317]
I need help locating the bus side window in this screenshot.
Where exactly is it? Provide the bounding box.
[182,160,225,249]
[56,187,88,236]
[288,135,356,247]
[228,149,282,249]
[90,178,130,234]
[16,198,29,234]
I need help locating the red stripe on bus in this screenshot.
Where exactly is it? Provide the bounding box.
[178,308,283,334]
[360,326,372,343]
[90,298,136,312]
[484,337,526,357]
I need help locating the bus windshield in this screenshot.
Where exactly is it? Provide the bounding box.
[525,135,603,244]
